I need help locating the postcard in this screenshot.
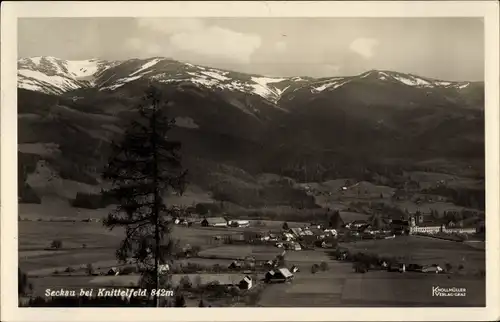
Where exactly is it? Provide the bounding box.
[1,1,499,321]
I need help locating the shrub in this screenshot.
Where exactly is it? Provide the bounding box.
[174,294,186,307]
[445,263,453,273]
[18,183,41,204]
[193,275,202,288]
[311,264,319,274]
[71,192,104,209]
[64,266,75,273]
[353,262,368,273]
[319,261,329,271]
[18,268,33,296]
[276,255,286,267]
[255,220,266,227]
[85,264,94,276]
[50,240,63,249]
[179,276,192,289]
[120,266,136,275]
[82,243,87,249]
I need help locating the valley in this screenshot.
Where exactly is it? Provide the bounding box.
[17,55,485,307]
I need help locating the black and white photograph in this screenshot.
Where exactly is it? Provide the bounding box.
[1,1,499,321]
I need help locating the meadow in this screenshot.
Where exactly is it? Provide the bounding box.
[340,235,485,273]
[257,257,485,307]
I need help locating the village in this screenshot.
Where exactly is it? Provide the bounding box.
[20,202,485,307]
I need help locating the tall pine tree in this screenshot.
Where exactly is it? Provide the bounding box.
[102,84,187,307]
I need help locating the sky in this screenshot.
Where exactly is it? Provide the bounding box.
[18,17,484,81]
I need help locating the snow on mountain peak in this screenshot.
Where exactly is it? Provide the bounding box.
[311,78,351,93]
[18,56,115,94]
[17,56,476,100]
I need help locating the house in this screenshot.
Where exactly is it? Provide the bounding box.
[443,227,477,234]
[158,264,170,275]
[422,265,443,273]
[268,233,279,241]
[309,223,323,229]
[265,260,275,268]
[229,220,250,228]
[239,275,253,290]
[282,232,295,241]
[323,228,338,237]
[409,222,443,235]
[107,267,120,276]
[388,263,401,272]
[348,220,368,229]
[290,228,303,237]
[228,261,242,270]
[406,264,423,272]
[201,217,228,227]
[309,227,326,239]
[265,268,294,283]
[321,241,336,249]
[302,229,314,236]
[292,243,302,251]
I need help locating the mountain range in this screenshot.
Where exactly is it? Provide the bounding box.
[17,56,485,207]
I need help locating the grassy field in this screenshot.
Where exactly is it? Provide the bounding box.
[257,259,485,307]
[19,221,258,275]
[198,245,282,261]
[340,235,485,274]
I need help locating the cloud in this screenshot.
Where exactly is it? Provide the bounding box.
[274,41,287,52]
[130,18,261,64]
[325,64,340,74]
[170,26,261,64]
[349,38,379,59]
[125,38,142,50]
[136,18,204,34]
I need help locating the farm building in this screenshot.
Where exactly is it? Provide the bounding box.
[265,268,294,283]
[229,220,250,228]
[107,267,120,276]
[201,217,228,227]
[422,265,444,273]
[289,228,303,237]
[239,275,253,290]
[228,260,242,270]
[347,220,368,229]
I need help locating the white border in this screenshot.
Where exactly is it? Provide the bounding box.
[1,1,499,321]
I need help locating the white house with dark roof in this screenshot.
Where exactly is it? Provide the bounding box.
[229,220,250,228]
[201,217,228,227]
[265,268,294,283]
[239,275,253,290]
